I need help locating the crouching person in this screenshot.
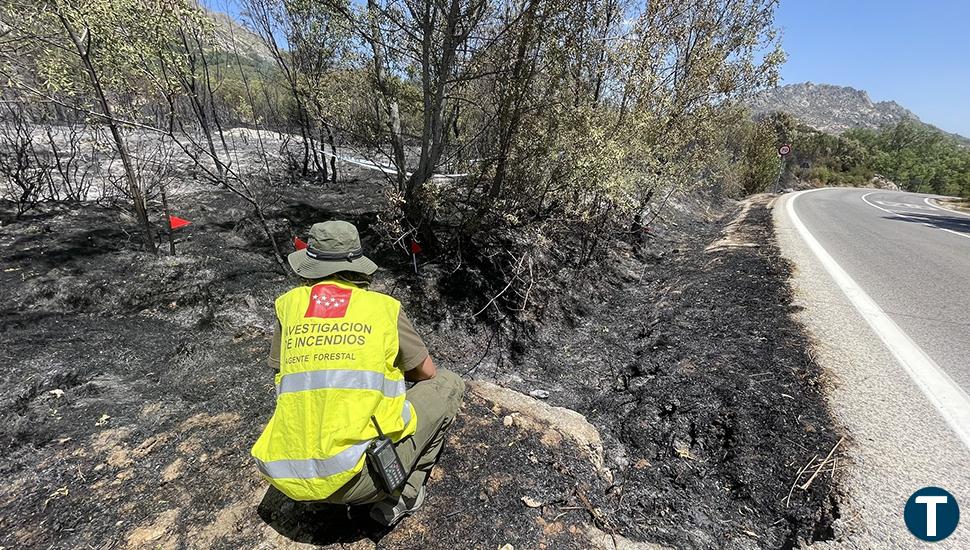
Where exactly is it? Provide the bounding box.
[252,221,465,526]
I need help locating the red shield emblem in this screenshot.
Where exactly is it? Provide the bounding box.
[304,284,352,318]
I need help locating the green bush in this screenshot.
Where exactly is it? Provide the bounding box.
[738,119,970,198]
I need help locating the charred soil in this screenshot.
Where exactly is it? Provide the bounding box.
[0,183,841,549]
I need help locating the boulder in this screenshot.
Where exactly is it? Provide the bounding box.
[470,381,612,483]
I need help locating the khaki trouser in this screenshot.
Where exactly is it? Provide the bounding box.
[324,369,465,505]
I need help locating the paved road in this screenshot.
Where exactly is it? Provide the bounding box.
[774,188,970,548]
[791,188,970,392]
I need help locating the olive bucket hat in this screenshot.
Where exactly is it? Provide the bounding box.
[288,220,379,279]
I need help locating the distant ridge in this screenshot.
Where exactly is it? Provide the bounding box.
[748,82,918,133]
[204,8,276,67]
[749,82,970,144]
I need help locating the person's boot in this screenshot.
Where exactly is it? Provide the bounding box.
[369,486,426,526]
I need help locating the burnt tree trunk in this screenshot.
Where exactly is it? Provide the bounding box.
[57,15,156,253]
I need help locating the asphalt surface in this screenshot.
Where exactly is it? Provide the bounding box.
[774,188,970,549]
[790,188,970,392]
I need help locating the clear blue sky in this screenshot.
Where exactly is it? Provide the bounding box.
[775,0,970,137]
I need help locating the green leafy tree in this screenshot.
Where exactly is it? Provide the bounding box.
[0,0,203,251]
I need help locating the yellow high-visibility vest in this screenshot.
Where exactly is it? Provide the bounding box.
[251,280,417,501]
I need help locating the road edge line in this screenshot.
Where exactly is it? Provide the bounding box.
[861,192,970,241]
[785,189,970,450]
[924,197,970,218]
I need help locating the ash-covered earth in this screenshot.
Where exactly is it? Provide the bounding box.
[0,174,843,549]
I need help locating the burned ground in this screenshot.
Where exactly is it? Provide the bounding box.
[0,180,841,549]
[474,196,842,549]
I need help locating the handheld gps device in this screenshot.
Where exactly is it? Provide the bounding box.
[366,416,407,494]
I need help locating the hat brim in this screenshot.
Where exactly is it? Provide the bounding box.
[287,249,379,279]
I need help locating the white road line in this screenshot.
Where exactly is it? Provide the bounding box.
[924,197,970,218]
[861,192,970,241]
[787,189,970,450]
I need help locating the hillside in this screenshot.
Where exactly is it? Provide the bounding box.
[749,82,918,134]
[205,7,277,67]
[0,172,842,549]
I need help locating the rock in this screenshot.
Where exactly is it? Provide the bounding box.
[528,389,550,399]
[470,381,611,482]
[125,509,180,548]
[521,496,542,508]
[161,458,184,483]
[869,174,900,191]
[585,525,668,550]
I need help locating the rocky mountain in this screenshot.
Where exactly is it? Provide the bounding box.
[205,8,277,67]
[749,82,919,134]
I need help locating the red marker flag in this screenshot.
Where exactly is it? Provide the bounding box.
[410,240,423,254]
[294,236,308,250]
[169,215,191,230]
[304,284,352,319]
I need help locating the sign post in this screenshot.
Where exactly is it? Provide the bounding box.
[774,144,792,193]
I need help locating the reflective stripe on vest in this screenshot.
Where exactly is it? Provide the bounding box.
[277,369,406,398]
[253,401,412,480]
[255,441,371,480]
[251,281,418,502]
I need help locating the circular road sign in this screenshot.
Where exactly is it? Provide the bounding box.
[778,144,792,156]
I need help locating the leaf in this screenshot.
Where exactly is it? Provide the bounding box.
[673,440,695,460]
[520,496,542,508]
[43,486,69,510]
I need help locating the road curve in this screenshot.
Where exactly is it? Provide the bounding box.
[792,188,970,392]
[774,188,970,549]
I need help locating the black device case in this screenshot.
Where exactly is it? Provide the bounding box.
[366,417,407,493]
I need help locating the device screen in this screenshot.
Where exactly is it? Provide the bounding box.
[379,446,397,467]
